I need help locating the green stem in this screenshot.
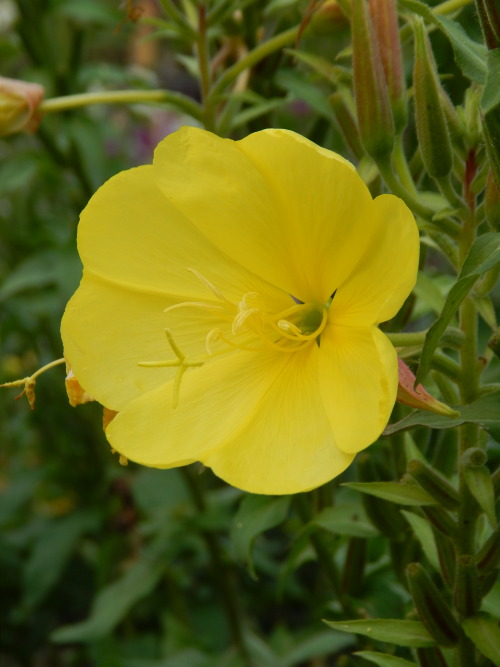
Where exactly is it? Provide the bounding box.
[393,136,418,197]
[377,158,435,220]
[207,26,299,113]
[436,175,467,213]
[180,467,251,665]
[434,0,473,14]
[39,89,203,122]
[197,4,216,132]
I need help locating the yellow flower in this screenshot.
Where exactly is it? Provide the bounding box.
[61,127,419,494]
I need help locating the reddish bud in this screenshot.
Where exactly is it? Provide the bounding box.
[0,77,44,136]
[397,359,459,416]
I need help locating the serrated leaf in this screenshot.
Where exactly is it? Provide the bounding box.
[231,495,290,579]
[462,613,500,666]
[354,651,417,667]
[400,0,487,83]
[313,503,379,538]
[342,482,437,506]
[384,391,500,442]
[324,619,436,647]
[416,233,500,384]
[400,511,440,571]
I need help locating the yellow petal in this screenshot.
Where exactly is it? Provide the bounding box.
[206,344,355,494]
[318,324,398,454]
[106,345,353,494]
[330,194,419,326]
[77,164,288,306]
[62,273,237,411]
[153,126,375,302]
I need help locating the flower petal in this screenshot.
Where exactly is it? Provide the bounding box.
[61,273,237,411]
[77,164,288,306]
[106,344,354,494]
[153,126,376,302]
[330,194,419,326]
[206,344,355,494]
[318,324,398,454]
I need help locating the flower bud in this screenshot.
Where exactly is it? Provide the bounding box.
[460,447,487,467]
[397,359,459,417]
[422,506,458,539]
[309,0,349,35]
[0,77,44,136]
[433,531,456,588]
[454,554,481,617]
[412,18,453,178]
[476,0,500,48]
[407,459,460,511]
[369,0,407,134]
[477,526,500,574]
[485,170,500,230]
[406,562,461,647]
[351,0,395,159]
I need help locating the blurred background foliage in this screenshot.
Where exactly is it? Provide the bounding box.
[1,1,499,666]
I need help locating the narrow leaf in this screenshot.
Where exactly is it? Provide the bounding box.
[313,503,379,538]
[401,511,440,572]
[464,466,497,527]
[384,390,500,443]
[462,613,500,666]
[354,651,417,667]
[324,619,436,648]
[416,233,500,384]
[231,495,290,579]
[342,482,437,506]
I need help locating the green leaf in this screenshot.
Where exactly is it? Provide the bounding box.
[23,511,98,611]
[384,390,500,442]
[400,511,440,572]
[313,503,379,538]
[231,495,290,579]
[400,0,487,83]
[284,49,340,85]
[464,467,497,527]
[481,49,500,114]
[323,619,436,648]
[51,557,166,642]
[281,630,354,665]
[416,233,500,384]
[342,482,437,506]
[354,651,417,667]
[462,613,500,666]
[274,69,335,119]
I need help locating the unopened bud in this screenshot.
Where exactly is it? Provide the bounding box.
[406,562,461,647]
[454,554,481,617]
[369,0,407,134]
[407,459,459,510]
[397,359,459,416]
[415,646,448,667]
[351,0,395,159]
[422,506,458,539]
[413,18,452,178]
[0,77,44,136]
[433,531,456,588]
[477,0,500,48]
[477,526,500,574]
[310,0,349,35]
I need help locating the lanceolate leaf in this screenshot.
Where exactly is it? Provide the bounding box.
[416,233,500,384]
[400,0,487,83]
[342,482,437,506]
[384,391,500,442]
[324,619,436,648]
[462,613,500,666]
[354,651,417,667]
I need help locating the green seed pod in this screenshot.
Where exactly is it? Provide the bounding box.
[412,18,453,179]
[477,526,500,574]
[476,0,500,48]
[461,447,488,467]
[351,0,395,160]
[434,531,456,588]
[406,562,461,646]
[407,460,460,511]
[454,554,481,617]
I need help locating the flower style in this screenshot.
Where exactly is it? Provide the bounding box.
[61,126,419,495]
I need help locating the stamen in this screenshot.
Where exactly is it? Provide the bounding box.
[187,268,231,303]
